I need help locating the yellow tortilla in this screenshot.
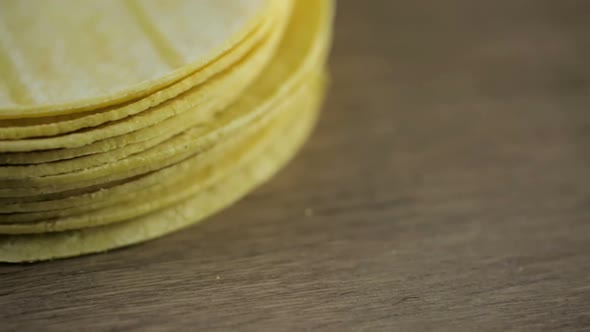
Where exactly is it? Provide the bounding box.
[0,7,291,174]
[0,0,273,119]
[0,0,332,198]
[0,73,324,232]
[0,0,292,151]
[0,130,163,165]
[0,70,324,262]
[0,15,269,139]
[0,0,333,262]
[0,72,321,220]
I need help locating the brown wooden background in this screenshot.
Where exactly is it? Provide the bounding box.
[2,0,590,330]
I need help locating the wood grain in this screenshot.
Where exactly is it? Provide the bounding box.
[1,0,590,330]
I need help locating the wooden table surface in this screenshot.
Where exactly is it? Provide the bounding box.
[2,1,590,330]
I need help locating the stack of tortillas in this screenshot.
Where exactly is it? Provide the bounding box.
[0,0,333,262]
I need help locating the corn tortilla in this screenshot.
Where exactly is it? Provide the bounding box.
[0,1,292,150]
[0,12,274,139]
[0,0,274,119]
[0,0,333,262]
[0,73,324,232]
[0,10,291,175]
[0,71,323,262]
[0,0,332,199]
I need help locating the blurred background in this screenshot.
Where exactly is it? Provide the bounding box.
[322,0,590,221]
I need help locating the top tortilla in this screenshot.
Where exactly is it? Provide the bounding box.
[0,0,270,119]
